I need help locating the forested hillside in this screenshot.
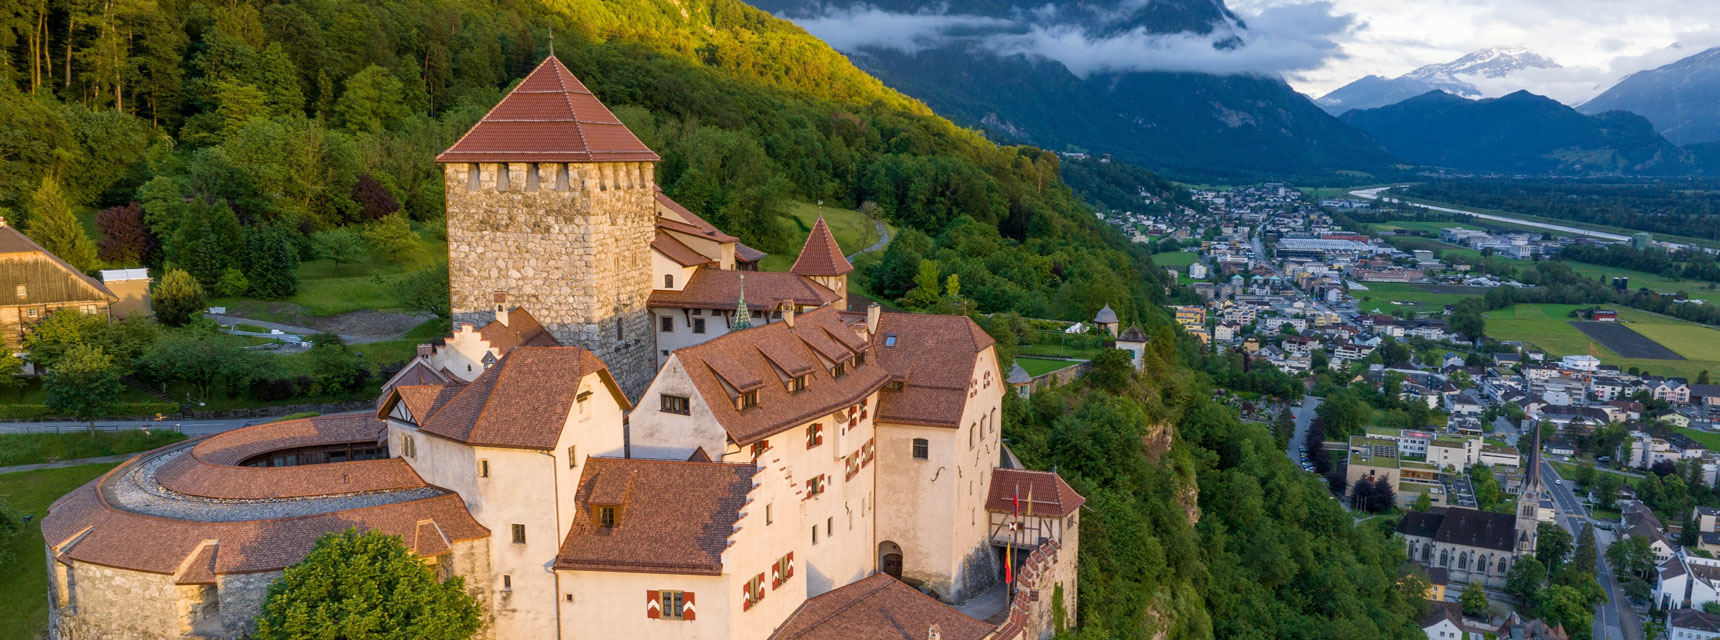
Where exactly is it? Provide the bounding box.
[0,1,1422,637]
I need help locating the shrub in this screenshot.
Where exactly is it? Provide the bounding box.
[152,269,206,327]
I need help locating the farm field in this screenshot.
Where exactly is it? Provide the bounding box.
[1484,303,1720,379]
[1353,282,1471,315]
[1151,251,1200,269]
[1563,261,1714,302]
[1571,322,1683,360]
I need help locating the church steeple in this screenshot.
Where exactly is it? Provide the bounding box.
[732,273,752,331]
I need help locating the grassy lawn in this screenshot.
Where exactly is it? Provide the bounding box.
[760,201,893,272]
[1017,343,1104,360]
[1484,303,1720,379]
[0,431,187,467]
[1150,251,1200,270]
[0,463,119,639]
[1565,262,1715,303]
[1676,428,1720,451]
[0,379,164,407]
[211,224,446,319]
[1353,282,1472,315]
[1016,357,1078,377]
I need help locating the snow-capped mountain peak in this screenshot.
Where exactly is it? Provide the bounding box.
[1317,46,1561,113]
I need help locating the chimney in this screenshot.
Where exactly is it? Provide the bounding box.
[415,344,433,358]
[866,303,881,335]
[493,291,509,326]
[927,624,941,640]
[780,302,795,328]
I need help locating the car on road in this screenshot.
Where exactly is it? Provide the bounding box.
[1555,479,1563,485]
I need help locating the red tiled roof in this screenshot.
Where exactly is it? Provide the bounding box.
[393,384,463,424]
[437,57,659,164]
[389,360,450,388]
[790,217,853,276]
[770,573,994,640]
[554,457,755,575]
[648,269,839,311]
[410,347,626,450]
[653,230,715,268]
[44,480,486,576]
[671,306,886,446]
[174,543,219,585]
[151,413,425,501]
[477,308,562,353]
[874,313,996,428]
[735,242,767,263]
[985,469,1085,517]
[655,191,738,243]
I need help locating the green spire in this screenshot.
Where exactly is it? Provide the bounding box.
[733,273,752,330]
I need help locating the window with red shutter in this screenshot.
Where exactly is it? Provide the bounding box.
[683,592,696,621]
[647,590,661,619]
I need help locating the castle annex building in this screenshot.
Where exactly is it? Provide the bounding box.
[41,57,1083,640]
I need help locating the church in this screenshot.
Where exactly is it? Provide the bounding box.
[40,57,1082,640]
[1395,428,1548,589]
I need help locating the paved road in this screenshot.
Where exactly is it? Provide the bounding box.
[846,219,891,262]
[1287,396,1322,465]
[208,314,393,344]
[1350,186,1631,242]
[1542,461,1640,640]
[0,418,268,436]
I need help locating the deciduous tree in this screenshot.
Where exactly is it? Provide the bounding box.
[253,529,480,640]
[44,345,122,433]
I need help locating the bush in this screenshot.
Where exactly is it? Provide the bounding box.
[215,267,250,297]
[152,269,206,327]
[0,402,178,420]
[251,377,300,402]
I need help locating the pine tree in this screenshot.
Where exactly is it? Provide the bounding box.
[26,177,98,272]
[244,223,301,300]
[169,199,242,287]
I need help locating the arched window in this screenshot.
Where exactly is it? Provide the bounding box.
[1421,545,1432,563]
[1457,552,1468,571]
[1438,549,1449,567]
[1498,557,1510,574]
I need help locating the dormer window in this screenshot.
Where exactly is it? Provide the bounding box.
[832,361,847,379]
[737,390,758,411]
[855,352,866,368]
[597,506,617,528]
[787,374,807,394]
[886,380,904,391]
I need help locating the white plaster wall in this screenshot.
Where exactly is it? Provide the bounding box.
[652,310,733,370]
[559,571,729,640]
[629,356,732,461]
[875,345,1003,602]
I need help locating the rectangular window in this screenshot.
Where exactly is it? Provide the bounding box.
[661,394,690,415]
[765,503,773,525]
[969,426,975,450]
[744,574,765,610]
[912,438,929,460]
[805,423,823,449]
[806,475,826,497]
[480,460,490,477]
[737,391,758,411]
[13,285,24,300]
[526,164,540,191]
[567,445,578,468]
[811,526,819,545]
[502,575,512,590]
[511,524,526,544]
[664,274,674,289]
[788,375,807,394]
[659,590,686,620]
[886,380,904,391]
[693,318,707,334]
[884,333,897,347]
[467,164,481,190]
[616,317,624,342]
[826,517,833,537]
[599,506,617,528]
[660,316,673,332]
[833,362,847,379]
[855,352,866,367]
[750,440,768,459]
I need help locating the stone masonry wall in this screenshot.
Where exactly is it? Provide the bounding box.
[444,161,658,398]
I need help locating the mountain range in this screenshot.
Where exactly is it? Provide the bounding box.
[751,0,1396,177]
[1340,90,1698,175]
[1316,47,1561,115]
[1579,46,1720,145]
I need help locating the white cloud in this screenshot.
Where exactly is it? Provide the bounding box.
[786,1,1358,78]
[1231,0,1720,103]
[790,5,1012,55]
[987,2,1356,77]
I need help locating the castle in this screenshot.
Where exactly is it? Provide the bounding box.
[41,57,1082,640]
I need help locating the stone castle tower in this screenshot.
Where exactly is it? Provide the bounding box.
[437,57,658,396]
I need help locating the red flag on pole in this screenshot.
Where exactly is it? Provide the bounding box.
[1006,484,1019,584]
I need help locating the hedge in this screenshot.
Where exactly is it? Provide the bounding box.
[0,402,181,419]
